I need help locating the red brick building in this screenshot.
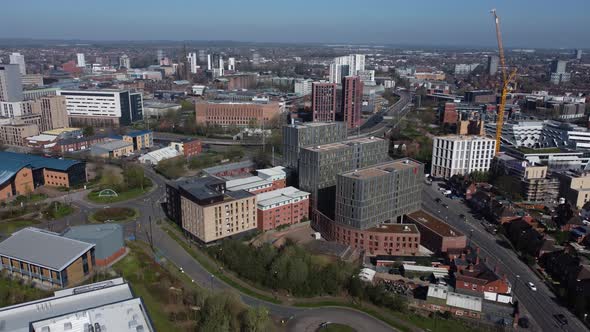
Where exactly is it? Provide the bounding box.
[195,100,281,127]
[455,263,511,295]
[406,210,467,254]
[256,187,310,231]
[331,223,421,256]
[311,82,337,122]
[53,136,108,154]
[442,103,459,124]
[170,139,202,158]
[341,76,363,129]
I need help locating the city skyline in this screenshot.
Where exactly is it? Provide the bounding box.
[2,0,589,48]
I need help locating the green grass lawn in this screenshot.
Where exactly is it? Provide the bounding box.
[87,187,150,204]
[89,207,138,223]
[112,243,178,331]
[0,219,41,235]
[42,202,74,220]
[318,323,357,332]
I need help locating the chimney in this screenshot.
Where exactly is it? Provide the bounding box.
[475,256,480,265]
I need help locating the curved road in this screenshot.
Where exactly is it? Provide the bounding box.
[47,167,400,332]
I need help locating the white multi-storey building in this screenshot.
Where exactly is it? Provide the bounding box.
[431,135,496,179]
[228,57,236,71]
[57,89,143,127]
[0,64,23,102]
[294,78,313,96]
[187,52,198,73]
[9,52,26,75]
[329,54,365,83]
[76,53,86,68]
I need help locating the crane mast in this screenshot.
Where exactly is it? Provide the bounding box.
[491,9,516,156]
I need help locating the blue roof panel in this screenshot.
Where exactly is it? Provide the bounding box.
[0,151,82,172]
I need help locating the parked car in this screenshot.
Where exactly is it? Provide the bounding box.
[527,282,537,291]
[518,317,530,329]
[435,198,442,203]
[553,314,568,326]
[459,214,466,220]
[441,203,449,209]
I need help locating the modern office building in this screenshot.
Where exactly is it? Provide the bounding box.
[484,121,543,148]
[9,52,26,75]
[0,227,95,288]
[431,135,496,179]
[334,159,423,230]
[0,64,23,102]
[549,59,571,85]
[311,82,337,122]
[195,100,281,127]
[341,76,363,129]
[299,136,389,215]
[0,151,86,195]
[282,121,347,169]
[57,89,144,127]
[0,278,154,332]
[167,176,257,243]
[256,186,310,231]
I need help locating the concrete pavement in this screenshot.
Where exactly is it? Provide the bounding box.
[422,183,588,332]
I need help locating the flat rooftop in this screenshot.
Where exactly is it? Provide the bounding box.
[368,223,419,234]
[256,186,310,208]
[226,176,272,192]
[435,135,495,142]
[304,136,384,152]
[42,127,81,135]
[0,278,135,332]
[342,159,421,179]
[31,297,153,332]
[407,210,464,238]
[92,139,133,151]
[0,227,94,271]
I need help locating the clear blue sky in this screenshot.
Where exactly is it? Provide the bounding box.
[3,0,589,48]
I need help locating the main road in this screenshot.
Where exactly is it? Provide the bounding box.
[422,183,588,332]
[351,90,412,138]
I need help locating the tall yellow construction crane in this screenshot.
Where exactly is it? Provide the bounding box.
[491,9,517,155]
